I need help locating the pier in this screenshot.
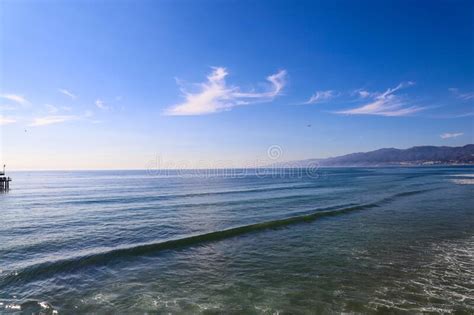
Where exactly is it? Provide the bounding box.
[0,164,12,192]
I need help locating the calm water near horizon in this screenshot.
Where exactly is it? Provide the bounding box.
[0,167,473,314]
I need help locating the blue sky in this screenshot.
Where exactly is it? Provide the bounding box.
[1,0,473,169]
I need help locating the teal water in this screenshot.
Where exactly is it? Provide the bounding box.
[0,167,473,314]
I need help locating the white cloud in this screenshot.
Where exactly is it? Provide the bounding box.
[30,115,78,126]
[0,115,16,125]
[358,90,371,98]
[0,93,29,105]
[58,89,77,99]
[95,99,109,110]
[352,89,373,98]
[30,110,94,126]
[45,104,72,114]
[336,81,423,117]
[164,67,287,116]
[304,90,336,104]
[448,88,474,100]
[440,132,463,139]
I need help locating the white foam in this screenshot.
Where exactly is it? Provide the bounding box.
[39,301,51,309]
[369,236,474,312]
[5,304,21,310]
[451,178,474,185]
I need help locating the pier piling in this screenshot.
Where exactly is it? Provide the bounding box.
[0,177,11,191]
[0,164,11,192]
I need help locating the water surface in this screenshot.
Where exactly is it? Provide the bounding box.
[1,167,473,314]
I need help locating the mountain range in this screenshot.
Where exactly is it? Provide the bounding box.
[275,144,474,167]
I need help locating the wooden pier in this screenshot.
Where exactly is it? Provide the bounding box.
[0,176,11,191]
[0,165,11,192]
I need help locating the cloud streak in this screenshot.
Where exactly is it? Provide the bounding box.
[448,88,474,100]
[45,104,73,114]
[440,132,463,139]
[352,89,374,99]
[58,89,77,99]
[304,90,336,104]
[335,82,423,117]
[0,93,29,105]
[30,115,78,126]
[30,110,95,126]
[165,67,287,116]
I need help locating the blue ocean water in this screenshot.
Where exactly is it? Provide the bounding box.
[0,167,473,314]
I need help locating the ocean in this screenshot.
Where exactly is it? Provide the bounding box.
[0,167,473,314]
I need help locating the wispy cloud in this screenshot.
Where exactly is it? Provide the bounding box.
[357,90,371,98]
[29,110,95,126]
[440,132,463,139]
[58,89,77,99]
[304,90,336,104]
[164,67,287,116]
[336,82,423,117]
[45,104,72,114]
[352,89,373,99]
[95,99,109,110]
[454,111,474,118]
[30,115,78,126]
[0,93,29,105]
[448,88,474,100]
[0,115,16,125]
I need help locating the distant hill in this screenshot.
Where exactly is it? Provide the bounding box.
[275,144,474,167]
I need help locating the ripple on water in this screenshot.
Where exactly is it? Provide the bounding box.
[369,237,474,313]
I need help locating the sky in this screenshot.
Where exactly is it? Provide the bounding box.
[0,0,473,170]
